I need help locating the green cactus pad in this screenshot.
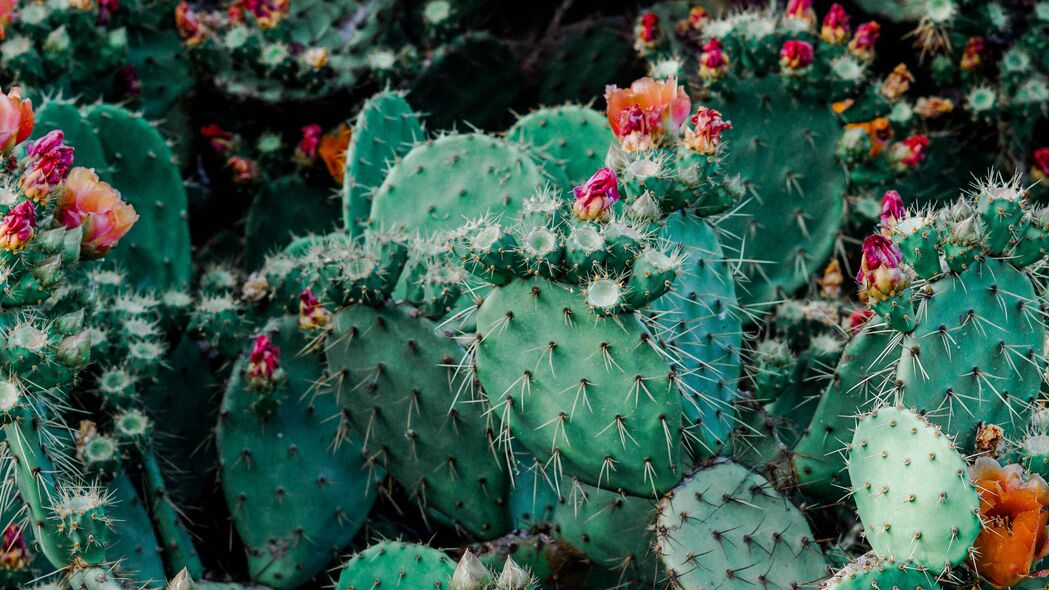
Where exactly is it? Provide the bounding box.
[821,554,941,590]
[85,104,192,289]
[715,76,846,309]
[30,101,108,172]
[105,476,166,588]
[326,304,510,539]
[847,406,981,571]
[507,105,612,186]
[650,211,741,456]
[552,481,657,571]
[218,315,376,589]
[896,259,1042,451]
[655,461,828,589]
[335,541,455,590]
[343,91,425,233]
[794,323,901,499]
[475,278,683,496]
[370,133,563,235]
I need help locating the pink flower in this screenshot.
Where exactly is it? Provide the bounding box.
[961,37,984,71]
[820,4,850,44]
[20,130,75,203]
[1031,147,1049,183]
[889,135,929,172]
[298,288,331,331]
[699,37,729,80]
[780,40,814,71]
[856,234,907,303]
[572,168,620,221]
[229,0,288,29]
[247,334,282,391]
[848,308,873,335]
[56,167,139,259]
[0,87,33,152]
[201,124,235,155]
[849,21,880,60]
[605,77,690,152]
[0,524,31,570]
[880,190,905,231]
[785,0,816,26]
[0,201,36,252]
[0,0,15,41]
[637,11,659,45]
[682,107,732,154]
[175,1,206,46]
[297,124,322,161]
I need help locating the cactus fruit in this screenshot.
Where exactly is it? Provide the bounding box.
[335,541,455,590]
[847,406,981,573]
[218,315,375,588]
[655,460,828,589]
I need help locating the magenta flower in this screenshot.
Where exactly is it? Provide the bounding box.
[785,0,815,26]
[820,4,850,44]
[573,167,620,221]
[298,288,331,330]
[247,334,282,391]
[879,190,905,231]
[699,37,729,80]
[20,130,75,203]
[889,135,930,172]
[856,234,906,302]
[780,40,814,70]
[297,124,322,160]
[849,21,880,60]
[683,106,732,154]
[0,201,36,252]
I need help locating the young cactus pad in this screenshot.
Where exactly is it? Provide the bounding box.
[655,461,828,589]
[217,316,376,588]
[847,406,981,572]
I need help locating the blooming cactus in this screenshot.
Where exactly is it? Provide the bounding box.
[56,167,139,259]
[572,168,620,221]
[699,38,729,81]
[0,87,33,152]
[780,40,814,71]
[682,107,732,155]
[856,234,906,303]
[848,21,880,61]
[820,4,850,45]
[0,200,36,253]
[246,334,283,392]
[604,77,690,152]
[879,190,905,231]
[298,288,331,331]
[20,130,75,202]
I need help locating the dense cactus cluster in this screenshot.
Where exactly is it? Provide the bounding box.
[0,1,1046,590]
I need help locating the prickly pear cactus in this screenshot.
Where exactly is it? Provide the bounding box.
[218,315,376,588]
[507,105,613,187]
[847,406,981,573]
[334,541,455,590]
[655,461,828,589]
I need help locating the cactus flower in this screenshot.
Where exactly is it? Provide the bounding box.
[913,96,954,118]
[970,457,1049,589]
[677,7,707,34]
[818,259,843,299]
[1032,148,1049,183]
[848,307,873,335]
[201,124,236,155]
[0,0,15,41]
[451,551,489,590]
[246,334,283,391]
[844,117,892,157]
[698,37,729,81]
[20,130,75,203]
[636,11,659,46]
[229,0,288,29]
[848,21,880,61]
[888,135,929,172]
[298,288,331,331]
[784,0,816,26]
[960,36,985,71]
[0,201,36,253]
[572,167,620,221]
[227,156,257,184]
[820,4,850,44]
[856,234,907,303]
[0,87,33,152]
[56,167,139,259]
[318,124,352,182]
[296,124,322,163]
[175,1,206,46]
[304,47,328,70]
[780,40,814,71]
[880,190,905,231]
[605,77,690,152]
[880,63,914,101]
[0,524,31,570]
[682,106,732,154]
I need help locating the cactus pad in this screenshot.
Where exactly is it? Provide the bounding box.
[507,105,612,186]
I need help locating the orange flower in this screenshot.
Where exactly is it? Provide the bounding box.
[0,0,15,40]
[604,77,690,152]
[844,117,892,157]
[318,124,352,182]
[880,63,914,101]
[0,87,33,152]
[971,457,1049,589]
[56,167,139,259]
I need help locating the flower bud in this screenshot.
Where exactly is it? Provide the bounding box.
[848,21,879,61]
[572,168,620,221]
[681,106,732,155]
[856,234,907,303]
[0,201,36,252]
[247,334,284,392]
[20,130,74,202]
[820,4,850,44]
[450,551,489,590]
